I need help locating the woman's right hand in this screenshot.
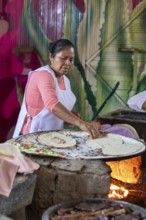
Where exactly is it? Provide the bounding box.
[52,102,103,139]
[78,120,103,139]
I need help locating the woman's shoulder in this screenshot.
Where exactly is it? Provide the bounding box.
[31,65,51,74]
[31,67,55,81]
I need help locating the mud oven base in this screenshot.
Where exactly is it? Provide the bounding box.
[26,157,111,219]
[26,155,146,220]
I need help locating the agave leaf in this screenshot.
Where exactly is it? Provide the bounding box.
[63,0,97,119]
[68,66,87,118]
[77,0,107,69]
[63,0,71,39]
[63,0,86,117]
[23,0,51,64]
[93,0,137,114]
[76,0,108,117]
[127,1,146,95]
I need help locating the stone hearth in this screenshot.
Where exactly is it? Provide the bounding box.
[26,157,111,220]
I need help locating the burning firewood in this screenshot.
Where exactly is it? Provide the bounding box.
[111,177,146,198]
[111,177,146,191]
[109,177,146,206]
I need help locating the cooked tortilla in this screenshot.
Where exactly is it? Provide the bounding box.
[86,134,123,148]
[101,142,142,155]
[37,132,76,148]
[0,143,21,157]
[86,133,142,155]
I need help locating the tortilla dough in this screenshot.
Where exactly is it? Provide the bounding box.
[0,143,21,157]
[86,133,143,156]
[37,132,76,148]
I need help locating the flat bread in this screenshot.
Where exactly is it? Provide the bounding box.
[37,132,76,148]
[86,133,143,156]
[101,142,142,155]
[86,134,123,149]
[0,143,21,157]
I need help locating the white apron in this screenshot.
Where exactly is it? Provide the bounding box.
[13,65,76,138]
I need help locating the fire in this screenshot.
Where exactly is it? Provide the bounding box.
[106,156,142,184]
[108,183,129,199]
[107,156,142,199]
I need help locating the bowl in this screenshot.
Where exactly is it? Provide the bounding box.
[42,198,146,220]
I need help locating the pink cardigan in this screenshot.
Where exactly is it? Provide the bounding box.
[21,70,65,133]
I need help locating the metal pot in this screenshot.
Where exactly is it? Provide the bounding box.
[42,198,146,220]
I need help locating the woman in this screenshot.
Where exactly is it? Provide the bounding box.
[13,39,138,140]
[13,39,101,139]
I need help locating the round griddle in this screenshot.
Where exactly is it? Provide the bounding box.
[9,130,146,161]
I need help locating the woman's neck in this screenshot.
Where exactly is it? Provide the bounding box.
[50,65,65,89]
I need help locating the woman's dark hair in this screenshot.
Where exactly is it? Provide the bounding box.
[49,39,75,57]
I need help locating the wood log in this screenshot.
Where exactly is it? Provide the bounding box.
[111,177,146,191]
[110,177,146,203]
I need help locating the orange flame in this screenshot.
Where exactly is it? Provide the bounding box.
[108,184,129,199]
[107,156,142,200]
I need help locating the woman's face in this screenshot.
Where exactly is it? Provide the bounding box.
[49,46,75,77]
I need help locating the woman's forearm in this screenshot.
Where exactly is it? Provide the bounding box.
[52,102,102,139]
[52,102,82,127]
